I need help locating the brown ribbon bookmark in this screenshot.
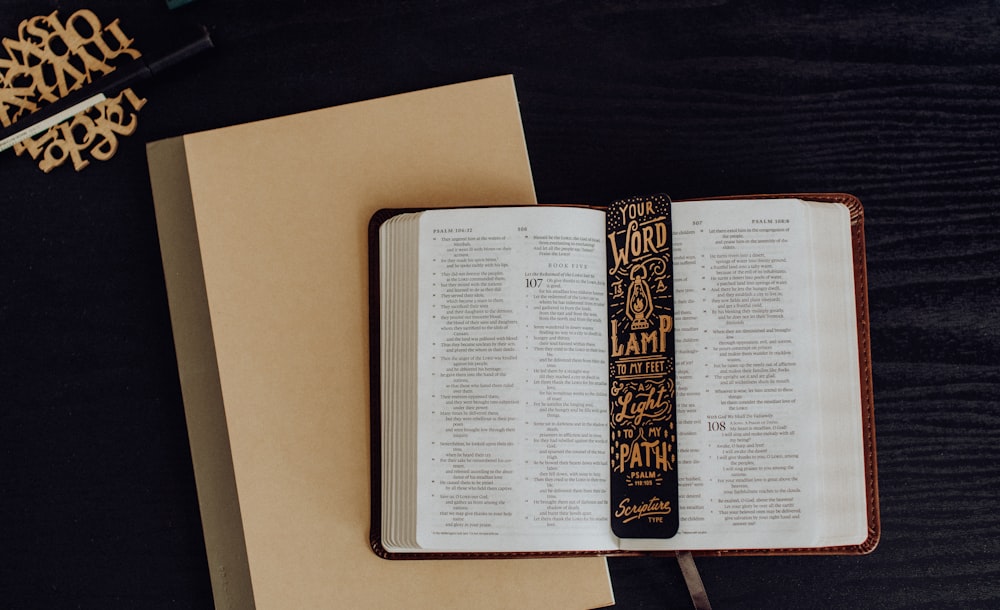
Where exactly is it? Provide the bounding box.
[676,551,713,610]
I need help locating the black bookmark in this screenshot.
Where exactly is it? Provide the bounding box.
[606,194,679,538]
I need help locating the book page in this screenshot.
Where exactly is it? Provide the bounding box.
[380,214,422,551]
[805,200,868,546]
[624,199,825,550]
[414,207,617,552]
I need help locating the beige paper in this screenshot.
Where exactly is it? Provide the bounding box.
[147,75,614,609]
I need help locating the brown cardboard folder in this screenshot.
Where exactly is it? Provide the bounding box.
[146,75,615,610]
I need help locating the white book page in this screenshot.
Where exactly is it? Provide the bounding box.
[805,200,868,546]
[414,207,617,552]
[380,214,422,551]
[624,199,825,550]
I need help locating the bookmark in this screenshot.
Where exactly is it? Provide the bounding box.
[677,551,713,610]
[606,194,679,538]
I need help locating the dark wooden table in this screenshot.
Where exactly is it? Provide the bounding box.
[3,1,998,607]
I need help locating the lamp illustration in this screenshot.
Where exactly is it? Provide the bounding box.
[626,264,654,330]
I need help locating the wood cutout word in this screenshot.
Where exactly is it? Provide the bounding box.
[0,9,144,172]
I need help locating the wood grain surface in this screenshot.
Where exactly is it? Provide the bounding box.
[1,0,998,608]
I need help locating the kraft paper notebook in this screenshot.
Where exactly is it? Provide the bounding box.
[146,76,615,610]
[368,193,879,559]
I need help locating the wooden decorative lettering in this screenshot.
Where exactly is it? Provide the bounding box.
[0,10,145,172]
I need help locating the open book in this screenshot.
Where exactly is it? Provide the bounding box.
[368,194,878,559]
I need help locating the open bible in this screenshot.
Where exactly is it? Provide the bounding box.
[368,194,878,559]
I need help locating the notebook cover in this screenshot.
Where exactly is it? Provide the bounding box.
[147,75,615,610]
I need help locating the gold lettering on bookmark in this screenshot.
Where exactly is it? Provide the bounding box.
[608,195,679,537]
